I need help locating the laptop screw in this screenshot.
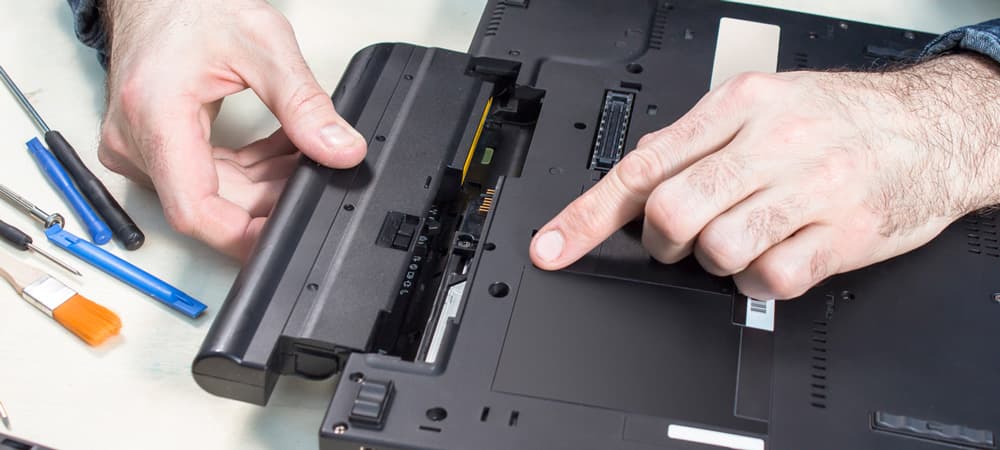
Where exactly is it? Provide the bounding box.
[992,293,1000,303]
[333,424,348,434]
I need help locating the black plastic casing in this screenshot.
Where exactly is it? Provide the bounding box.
[193,44,487,405]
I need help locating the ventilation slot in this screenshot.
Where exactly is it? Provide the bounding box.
[484,4,507,37]
[648,2,672,50]
[964,212,1000,258]
[809,319,830,409]
[792,52,810,69]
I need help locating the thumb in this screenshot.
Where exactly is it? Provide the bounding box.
[246,49,366,168]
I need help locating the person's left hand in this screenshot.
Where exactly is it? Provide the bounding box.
[529,53,1000,299]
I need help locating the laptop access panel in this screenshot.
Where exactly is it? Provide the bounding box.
[193,1,1000,449]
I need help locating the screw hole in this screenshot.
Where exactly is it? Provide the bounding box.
[808,31,818,39]
[306,283,319,291]
[348,372,364,382]
[489,282,510,298]
[332,423,348,434]
[574,122,587,130]
[426,407,448,422]
[344,204,355,211]
[625,63,644,74]
[840,290,855,301]
[484,242,496,251]
[403,74,414,80]
[375,135,386,142]
[508,49,521,56]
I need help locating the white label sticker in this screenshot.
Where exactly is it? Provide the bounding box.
[668,424,765,450]
[745,297,775,332]
[711,18,781,89]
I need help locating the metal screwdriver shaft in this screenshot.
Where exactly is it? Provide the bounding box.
[0,64,145,250]
[0,184,64,229]
[0,65,49,132]
[25,242,82,276]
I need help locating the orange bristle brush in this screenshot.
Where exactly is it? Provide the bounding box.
[0,249,120,346]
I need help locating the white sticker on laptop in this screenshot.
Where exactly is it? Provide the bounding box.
[668,424,765,450]
[745,297,775,332]
[711,18,781,89]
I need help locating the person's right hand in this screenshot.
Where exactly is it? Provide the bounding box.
[98,0,366,260]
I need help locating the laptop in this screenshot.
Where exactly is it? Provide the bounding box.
[193,1,1000,449]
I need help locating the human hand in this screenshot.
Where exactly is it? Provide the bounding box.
[530,54,1000,299]
[98,0,366,260]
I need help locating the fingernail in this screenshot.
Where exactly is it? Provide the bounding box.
[534,230,565,263]
[320,123,359,150]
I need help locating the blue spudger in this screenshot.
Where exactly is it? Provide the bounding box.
[26,137,112,245]
[45,225,207,318]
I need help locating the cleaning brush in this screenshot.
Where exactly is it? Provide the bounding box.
[0,249,120,346]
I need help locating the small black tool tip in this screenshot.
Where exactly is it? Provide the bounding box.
[118,226,146,250]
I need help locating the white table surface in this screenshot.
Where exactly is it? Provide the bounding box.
[1,1,998,449]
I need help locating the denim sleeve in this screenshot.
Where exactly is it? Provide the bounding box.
[67,0,109,68]
[921,18,1000,63]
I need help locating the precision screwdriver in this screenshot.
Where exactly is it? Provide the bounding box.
[0,64,145,250]
[0,219,81,276]
[0,184,206,318]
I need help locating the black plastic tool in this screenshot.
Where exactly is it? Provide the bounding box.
[0,64,145,250]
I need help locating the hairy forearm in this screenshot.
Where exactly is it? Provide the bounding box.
[889,53,1000,218]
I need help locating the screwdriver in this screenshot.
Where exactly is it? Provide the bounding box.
[0,184,207,318]
[0,64,145,250]
[0,219,81,276]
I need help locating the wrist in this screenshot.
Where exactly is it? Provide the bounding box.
[888,53,1000,216]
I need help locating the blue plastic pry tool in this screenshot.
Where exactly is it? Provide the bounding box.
[45,225,207,318]
[26,137,112,245]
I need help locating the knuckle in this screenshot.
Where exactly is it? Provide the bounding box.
[813,147,857,188]
[235,6,293,38]
[758,260,808,299]
[284,83,332,119]
[637,132,657,148]
[114,75,147,118]
[697,222,745,274]
[163,204,199,237]
[724,72,776,100]
[645,190,696,246]
[613,149,662,199]
[559,198,608,241]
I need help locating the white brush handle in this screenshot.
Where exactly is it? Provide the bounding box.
[0,248,46,293]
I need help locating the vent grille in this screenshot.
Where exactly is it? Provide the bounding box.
[809,315,830,409]
[792,52,810,69]
[964,212,1000,257]
[648,2,673,50]
[484,3,507,37]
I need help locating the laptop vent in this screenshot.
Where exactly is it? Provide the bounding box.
[484,3,507,37]
[809,314,830,409]
[964,212,1000,258]
[793,52,811,69]
[648,2,673,50]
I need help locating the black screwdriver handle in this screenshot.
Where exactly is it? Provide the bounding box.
[44,130,145,250]
[0,220,32,251]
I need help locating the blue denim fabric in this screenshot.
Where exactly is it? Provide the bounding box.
[66,0,108,68]
[921,18,1000,63]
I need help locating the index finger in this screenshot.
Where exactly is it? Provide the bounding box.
[529,95,747,270]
